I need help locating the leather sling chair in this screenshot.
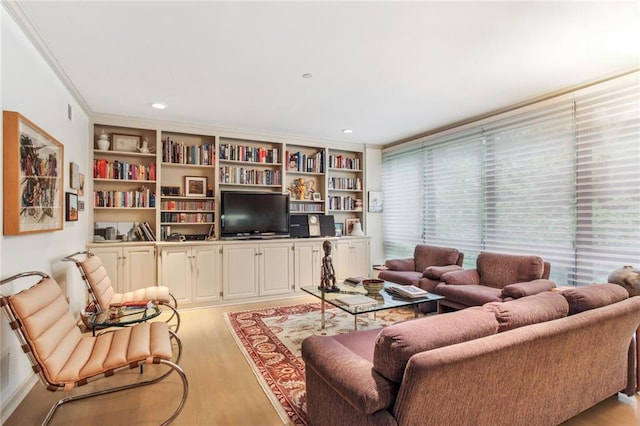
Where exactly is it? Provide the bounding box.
[0,271,188,425]
[62,250,180,333]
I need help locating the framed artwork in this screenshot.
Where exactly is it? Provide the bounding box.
[69,162,80,189]
[334,223,343,237]
[65,192,78,221]
[78,199,85,211]
[368,191,383,213]
[345,218,360,236]
[3,111,64,235]
[112,134,140,152]
[185,176,207,197]
[312,192,322,201]
[78,173,85,196]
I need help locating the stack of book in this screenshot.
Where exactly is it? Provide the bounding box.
[385,284,430,299]
[334,294,378,309]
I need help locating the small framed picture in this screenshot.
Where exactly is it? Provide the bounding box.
[368,191,383,213]
[345,218,360,236]
[78,200,85,211]
[185,176,207,197]
[334,223,343,237]
[78,173,85,196]
[65,192,78,221]
[69,162,80,189]
[112,134,141,152]
[312,192,322,201]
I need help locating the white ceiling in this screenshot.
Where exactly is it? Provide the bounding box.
[9,1,640,146]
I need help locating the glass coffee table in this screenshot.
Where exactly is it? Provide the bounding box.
[88,303,162,336]
[301,281,444,330]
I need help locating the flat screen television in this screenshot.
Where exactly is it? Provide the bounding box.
[220,191,290,239]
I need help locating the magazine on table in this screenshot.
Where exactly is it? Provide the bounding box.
[343,276,369,286]
[334,294,378,308]
[385,283,430,299]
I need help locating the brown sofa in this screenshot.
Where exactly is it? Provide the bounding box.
[378,245,463,312]
[302,284,639,426]
[434,251,555,312]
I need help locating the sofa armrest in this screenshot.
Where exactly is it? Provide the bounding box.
[302,336,398,415]
[385,258,416,272]
[501,279,556,299]
[440,269,480,285]
[423,264,463,279]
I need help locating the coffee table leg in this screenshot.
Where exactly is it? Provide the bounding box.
[321,293,326,330]
[354,315,358,330]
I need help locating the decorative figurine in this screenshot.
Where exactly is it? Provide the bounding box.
[138,137,152,153]
[96,130,110,150]
[319,240,339,292]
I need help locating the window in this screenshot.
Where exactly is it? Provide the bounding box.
[382,72,640,285]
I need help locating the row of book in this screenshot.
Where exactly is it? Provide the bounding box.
[219,167,281,186]
[94,188,156,208]
[219,144,280,164]
[160,212,214,223]
[160,200,215,210]
[290,204,324,212]
[286,150,325,173]
[161,137,215,166]
[328,155,361,170]
[328,177,362,191]
[94,159,156,181]
[327,196,363,211]
[133,221,156,241]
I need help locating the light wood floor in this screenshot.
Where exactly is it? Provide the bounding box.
[4,295,640,425]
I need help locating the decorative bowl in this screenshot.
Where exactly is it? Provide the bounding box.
[362,279,384,295]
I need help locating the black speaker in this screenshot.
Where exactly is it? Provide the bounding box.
[319,215,335,237]
[290,215,310,238]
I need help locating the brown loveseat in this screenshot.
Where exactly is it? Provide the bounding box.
[434,251,555,311]
[302,284,639,426]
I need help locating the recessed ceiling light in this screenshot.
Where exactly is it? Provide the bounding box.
[302,73,313,79]
[151,102,168,110]
[342,129,353,134]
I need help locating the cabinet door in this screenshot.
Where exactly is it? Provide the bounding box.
[193,246,221,303]
[333,240,351,282]
[349,239,371,278]
[90,246,123,292]
[260,243,294,296]
[293,241,322,290]
[223,245,259,299]
[122,245,156,293]
[160,247,191,304]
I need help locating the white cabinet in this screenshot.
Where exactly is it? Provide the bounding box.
[223,242,294,299]
[159,245,221,305]
[293,241,323,290]
[90,244,156,293]
[333,238,370,281]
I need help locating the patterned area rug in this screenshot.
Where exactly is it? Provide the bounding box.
[224,302,413,425]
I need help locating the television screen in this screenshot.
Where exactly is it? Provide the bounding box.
[220,191,290,238]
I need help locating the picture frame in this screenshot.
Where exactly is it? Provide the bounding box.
[112,134,141,152]
[185,176,207,197]
[368,190,383,213]
[334,223,343,237]
[312,192,322,201]
[345,218,360,236]
[69,162,80,189]
[3,111,64,235]
[78,199,85,211]
[65,192,78,221]
[78,173,85,196]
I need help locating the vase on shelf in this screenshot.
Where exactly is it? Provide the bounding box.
[96,130,110,150]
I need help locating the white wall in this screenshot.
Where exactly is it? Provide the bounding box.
[0,9,90,419]
[365,146,384,266]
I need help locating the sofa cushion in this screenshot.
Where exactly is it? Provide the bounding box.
[477,252,545,289]
[483,292,569,332]
[378,270,423,286]
[385,258,416,272]
[434,284,502,306]
[414,245,460,273]
[501,279,557,299]
[423,265,463,280]
[372,307,498,383]
[331,328,382,362]
[561,283,629,315]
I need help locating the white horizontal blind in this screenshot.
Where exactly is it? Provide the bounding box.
[423,129,485,266]
[381,146,424,259]
[481,99,577,284]
[573,74,640,285]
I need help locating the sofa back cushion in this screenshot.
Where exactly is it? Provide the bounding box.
[483,292,569,332]
[414,245,460,273]
[561,283,629,315]
[373,307,498,383]
[477,252,545,289]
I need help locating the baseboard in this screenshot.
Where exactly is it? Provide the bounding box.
[1,375,37,424]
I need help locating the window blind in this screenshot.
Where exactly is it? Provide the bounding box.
[382,71,640,286]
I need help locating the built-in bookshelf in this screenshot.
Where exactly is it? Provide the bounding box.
[285,146,326,215]
[327,149,365,233]
[218,138,283,190]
